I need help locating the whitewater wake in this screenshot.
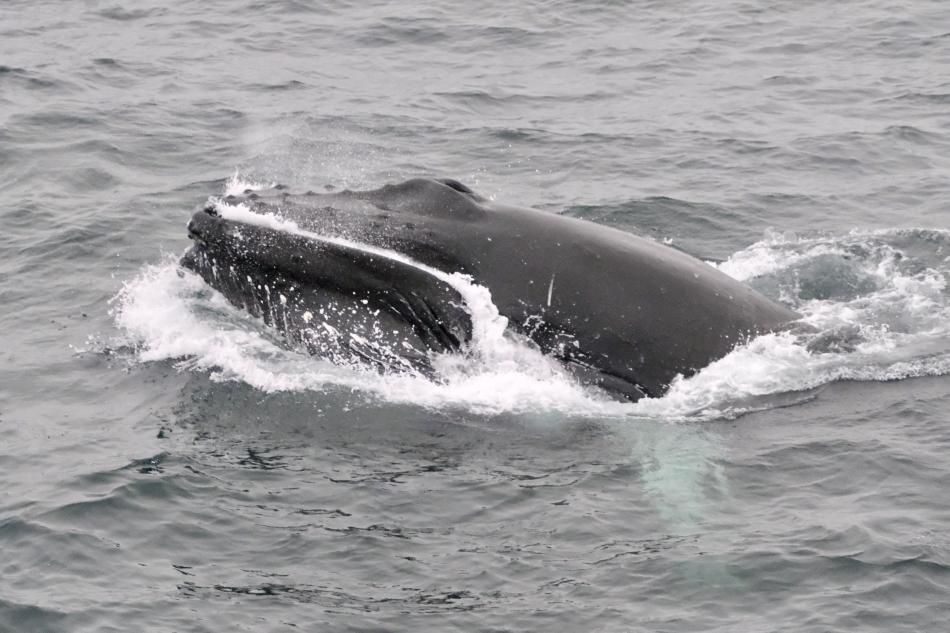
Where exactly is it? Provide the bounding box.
[111,176,950,420]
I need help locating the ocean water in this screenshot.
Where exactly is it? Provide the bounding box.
[2,1,950,631]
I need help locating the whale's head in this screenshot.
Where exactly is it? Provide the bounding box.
[181,192,474,373]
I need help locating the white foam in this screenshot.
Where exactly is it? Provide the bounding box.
[113,194,950,421]
[223,170,275,197]
[113,258,631,416]
[117,193,633,416]
[653,228,950,416]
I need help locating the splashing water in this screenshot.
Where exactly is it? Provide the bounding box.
[116,175,626,416]
[112,177,950,420]
[223,170,274,197]
[643,228,950,417]
[114,258,633,416]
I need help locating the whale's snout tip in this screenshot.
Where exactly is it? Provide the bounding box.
[187,204,220,243]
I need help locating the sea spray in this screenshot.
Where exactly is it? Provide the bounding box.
[114,183,950,419]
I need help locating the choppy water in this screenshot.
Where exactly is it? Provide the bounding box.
[3,1,950,631]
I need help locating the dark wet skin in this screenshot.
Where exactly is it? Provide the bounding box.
[184,179,799,400]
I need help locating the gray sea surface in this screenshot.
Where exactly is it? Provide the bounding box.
[2,1,950,631]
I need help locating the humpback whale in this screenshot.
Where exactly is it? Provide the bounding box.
[182,178,798,401]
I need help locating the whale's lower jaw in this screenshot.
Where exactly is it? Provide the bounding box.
[180,237,473,380]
